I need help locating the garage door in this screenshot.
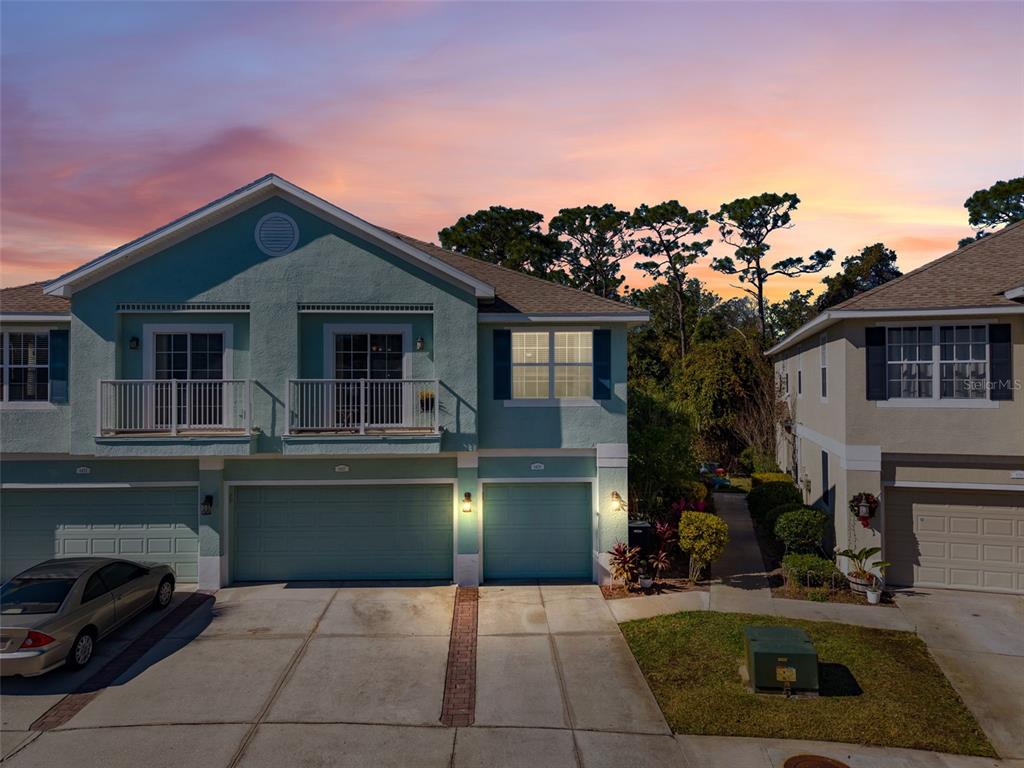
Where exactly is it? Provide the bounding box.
[1,487,199,582]
[885,489,1024,593]
[231,484,453,581]
[483,483,592,580]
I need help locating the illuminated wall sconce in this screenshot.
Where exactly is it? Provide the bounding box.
[461,491,473,513]
[200,494,214,516]
[129,337,140,350]
[416,336,426,351]
[610,490,624,513]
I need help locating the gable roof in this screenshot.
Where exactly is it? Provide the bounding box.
[830,219,1024,311]
[10,175,644,322]
[383,229,646,317]
[43,174,495,301]
[0,281,71,318]
[767,220,1024,356]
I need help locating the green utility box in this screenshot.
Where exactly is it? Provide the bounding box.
[743,626,819,694]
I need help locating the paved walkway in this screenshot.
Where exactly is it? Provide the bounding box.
[608,493,912,631]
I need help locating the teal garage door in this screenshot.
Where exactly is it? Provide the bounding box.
[1,487,199,582]
[232,484,453,581]
[483,483,593,580]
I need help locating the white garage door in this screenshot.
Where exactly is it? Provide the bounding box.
[885,488,1024,594]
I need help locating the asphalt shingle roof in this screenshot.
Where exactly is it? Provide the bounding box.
[831,220,1024,311]
[0,282,70,315]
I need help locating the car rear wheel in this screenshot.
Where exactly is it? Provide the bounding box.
[153,577,175,610]
[66,630,95,670]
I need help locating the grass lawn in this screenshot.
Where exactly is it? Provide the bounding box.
[620,611,995,757]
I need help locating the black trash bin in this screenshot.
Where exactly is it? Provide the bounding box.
[628,520,652,557]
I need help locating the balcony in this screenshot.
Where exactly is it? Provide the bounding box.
[286,379,439,435]
[98,379,252,436]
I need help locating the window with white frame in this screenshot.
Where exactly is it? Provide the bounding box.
[512,330,592,399]
[887,327,933,398]
[1,331,49,402]
[885,324,990,400]
[940,325,987,399]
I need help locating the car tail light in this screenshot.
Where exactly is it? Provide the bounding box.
[19,631,56,649]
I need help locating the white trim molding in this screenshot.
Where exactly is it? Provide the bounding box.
[884,480,1024,492]
[0,314,70,323]
[793,423,881,471]
[596,443,629,468]
[479,312,648,325]
[0,481,200,489]
[1004,286,1024,301]
[43,175,494,300]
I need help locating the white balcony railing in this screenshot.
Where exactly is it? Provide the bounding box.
[287,379,439,434]
[98,379,252,436]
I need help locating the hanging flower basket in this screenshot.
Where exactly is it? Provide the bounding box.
[848,492,879,528]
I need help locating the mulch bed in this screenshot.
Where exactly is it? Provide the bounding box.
[601,578,707,600]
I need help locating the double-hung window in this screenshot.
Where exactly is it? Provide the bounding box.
[1,331,49,403]
[819,334,828,399]
[884,324,991,400]
[940,325,987,399]
[512,330,592,400]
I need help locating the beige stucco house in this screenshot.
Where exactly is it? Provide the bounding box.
[768,221,1024,594]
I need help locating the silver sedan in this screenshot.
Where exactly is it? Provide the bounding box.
[0,558,176,677]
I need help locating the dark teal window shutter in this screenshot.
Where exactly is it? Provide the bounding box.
[989,324,1012,401]
[865,327,887,401]
[593,329,612,400]
[493,329,511,400]
[49,329,69,404]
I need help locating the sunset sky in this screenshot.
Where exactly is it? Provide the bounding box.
[2,1,1021,299]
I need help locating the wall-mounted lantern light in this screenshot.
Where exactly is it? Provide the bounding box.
[129,337,140,350]
[200,494,214,516]
[461,491,473,513]
[610,490,624,513]
[416,336,426,351]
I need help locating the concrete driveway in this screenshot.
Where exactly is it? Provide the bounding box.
[1,582,673,768]
[896,588,1024,760]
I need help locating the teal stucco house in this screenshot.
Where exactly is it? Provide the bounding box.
[0,175,647,590]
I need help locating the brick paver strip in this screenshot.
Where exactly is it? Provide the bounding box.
[439,586,478,727]
[29,590,214,731]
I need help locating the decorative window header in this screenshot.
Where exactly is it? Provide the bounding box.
[298,303,433,314]
[116,303,250,313]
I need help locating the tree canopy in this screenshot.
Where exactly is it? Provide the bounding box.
[709,193,833,338]
[437,206,565,278]
[958,176,1024,248]
[548,204,633,298]
[815,242,902,310]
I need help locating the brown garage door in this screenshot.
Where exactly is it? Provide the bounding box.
[885,488,1024,594]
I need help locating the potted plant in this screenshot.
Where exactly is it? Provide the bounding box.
[836,546,891,594]
[865,574,883,605]
[848,492,879,528]
[638,569,654,590]
[418,389,436,413]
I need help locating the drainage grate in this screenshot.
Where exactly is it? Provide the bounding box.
[783,756,851,768]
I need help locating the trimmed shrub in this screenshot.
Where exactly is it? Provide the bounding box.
[678,511,730,582]
[761,502,804,533]
[679,480,708,505]
[775,507,828,553]
[747,481,802,522]
[738,446,780,475]
[751,472,794,488]
[781,553,841,587]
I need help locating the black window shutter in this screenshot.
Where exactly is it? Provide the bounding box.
[493,329,511,400]
[989,324,1013,401]
[49,329,70,404]
[593,329,612,400]
[865,327,887,401]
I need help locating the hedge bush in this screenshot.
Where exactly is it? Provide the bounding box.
[761,502,804,533]
[781,553,841,587]
[679,480,708,504]
[751,472,794,488]
[775,507,828,553]
[747,481,802,522]
[678,511,729,582]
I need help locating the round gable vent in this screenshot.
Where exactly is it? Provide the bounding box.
[255,212,299,256]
